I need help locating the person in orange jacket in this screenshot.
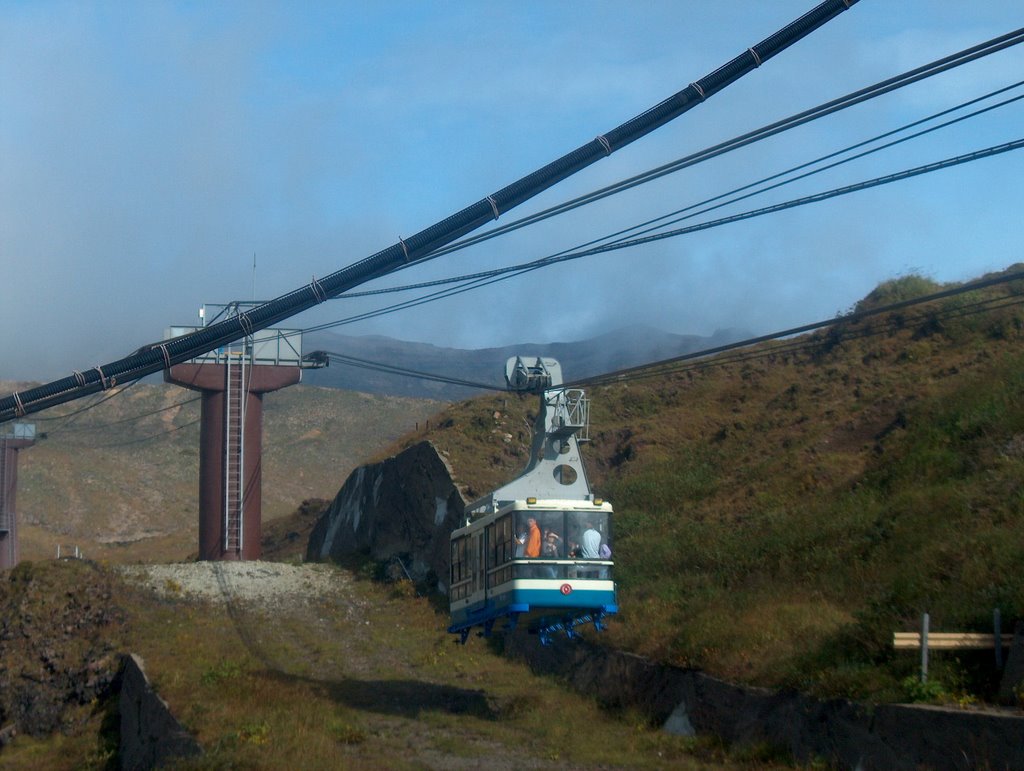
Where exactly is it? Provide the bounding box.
[524,517,542,558]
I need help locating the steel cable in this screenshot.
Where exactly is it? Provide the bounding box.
[0,0,859,422]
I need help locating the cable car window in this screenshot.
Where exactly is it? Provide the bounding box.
[567,511,611,559]
[474,533,483,593]
[486,515,515,588]
[450,536,469,600]
[488,515,514,566]
[514,509,573,562]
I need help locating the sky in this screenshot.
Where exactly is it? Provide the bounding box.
[2,1,1023,383]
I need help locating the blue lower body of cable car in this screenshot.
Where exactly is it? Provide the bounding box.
[449,566,617,645]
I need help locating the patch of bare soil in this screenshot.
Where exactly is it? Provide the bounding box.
[116,560,351,607]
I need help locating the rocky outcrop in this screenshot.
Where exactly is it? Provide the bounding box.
[503,633,1024,770]
[118,654,201,770]
[306,441,465,590]
[0,560,126,745]
[0,562,202,766]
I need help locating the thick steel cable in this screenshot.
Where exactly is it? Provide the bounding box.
[1,0,859,423]
[586,91,1024,248]
[595,293,1024,386]
[320,351,504,392]
[89,418,201,449]
[311,279,1024,395]
[422,27,1024,261]
[44,396,202,435]
[312,82,1024,311]
[295,133,1024,338]
[49,83,1022,374]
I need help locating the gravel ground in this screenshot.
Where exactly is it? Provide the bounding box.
[117,561,352,606]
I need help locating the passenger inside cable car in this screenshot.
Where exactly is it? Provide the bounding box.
[509,508,611,580]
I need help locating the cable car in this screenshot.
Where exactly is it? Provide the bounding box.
[448,357,617,644]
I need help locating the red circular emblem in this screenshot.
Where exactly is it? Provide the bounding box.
[560,583,572,595]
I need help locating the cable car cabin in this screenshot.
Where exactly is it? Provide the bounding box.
[448,497,617,645]
[449,356,615,644]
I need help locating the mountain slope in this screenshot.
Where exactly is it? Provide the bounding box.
[6,267,1024,706]
[6,383,440,562]
[374,266,1024,703]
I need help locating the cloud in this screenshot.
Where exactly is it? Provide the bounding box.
[1,1,1022,383]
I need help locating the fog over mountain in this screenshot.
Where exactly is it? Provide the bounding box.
[302,325,750,400]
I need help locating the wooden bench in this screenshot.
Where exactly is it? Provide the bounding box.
[893,632,1013,650]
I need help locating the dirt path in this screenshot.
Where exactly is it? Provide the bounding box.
[118,561,355,607]
[117,561,619,770]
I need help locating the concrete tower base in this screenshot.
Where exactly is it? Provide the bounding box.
[0,437,33,571]
[166,363,300,561]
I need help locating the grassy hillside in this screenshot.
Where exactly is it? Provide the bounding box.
[4,382,439,562]
[0,558,746,770]
[384,267,1024,704]
[4,268,1024,767]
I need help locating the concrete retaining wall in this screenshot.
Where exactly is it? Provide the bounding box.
[503,633,1024,770]
[118,653,201,770]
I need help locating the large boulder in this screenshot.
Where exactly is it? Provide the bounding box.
[306,441,465,591]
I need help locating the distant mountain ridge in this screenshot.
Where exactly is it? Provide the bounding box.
[303,325,749,399]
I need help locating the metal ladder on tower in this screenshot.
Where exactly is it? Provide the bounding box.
[0,438,11,568]
[0,438,9,535]
[223,346,246,554]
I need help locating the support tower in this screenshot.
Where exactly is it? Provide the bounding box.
[0,423,36,570]
[165,306,320,561]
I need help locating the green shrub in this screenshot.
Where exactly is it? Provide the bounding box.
[200,659,244,686]
[854,274,944,312]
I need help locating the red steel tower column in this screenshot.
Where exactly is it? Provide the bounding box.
[165,363,300,561]
[0,435,34,571]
